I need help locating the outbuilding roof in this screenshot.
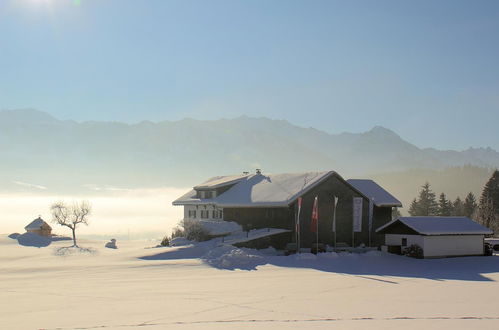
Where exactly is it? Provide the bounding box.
[25,217,51,231]
[346,179,402,207]
[376,216,493,235]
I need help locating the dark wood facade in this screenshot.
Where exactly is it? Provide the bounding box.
[223,173,394,248]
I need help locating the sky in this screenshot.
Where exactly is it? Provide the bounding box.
[1,0,499,150]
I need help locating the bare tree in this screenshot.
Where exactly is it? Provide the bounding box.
[50,201,91,247]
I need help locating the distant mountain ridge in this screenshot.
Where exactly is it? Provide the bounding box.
[1,109,498,193]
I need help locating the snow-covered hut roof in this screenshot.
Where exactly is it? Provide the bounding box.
[24,217,51,231]
[173,171,337,207]
[376,217,493,235]
[346,179,402,207]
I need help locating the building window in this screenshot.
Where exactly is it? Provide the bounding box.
[201,210,209,219]
[188,210,196,219]
[204,191,213,199]
[401,238,407,247]
[211,210,223,219]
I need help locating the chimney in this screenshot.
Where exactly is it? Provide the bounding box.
[256,169,261,175]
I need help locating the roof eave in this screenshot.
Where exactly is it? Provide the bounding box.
[421,232,493,235]
[375,202,403,208]
[216,202,289,208]
[172,200,216,206]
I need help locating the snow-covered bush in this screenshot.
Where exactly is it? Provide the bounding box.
[171,219,211,242]
[403,244,424,259]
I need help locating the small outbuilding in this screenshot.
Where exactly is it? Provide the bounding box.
[376,217,492,258]
[25,217,52,237]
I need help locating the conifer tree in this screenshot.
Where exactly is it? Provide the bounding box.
[452,197,465,216]
[392,207,401,220]
[463,192,478,218]
[478,170,499,233]
[479,170,499,216]
[408,198,419,216]
[437,193,452,216]
[408,182,439,216]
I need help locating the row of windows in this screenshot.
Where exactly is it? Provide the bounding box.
[196,190,215,199]
[188,209,223,219]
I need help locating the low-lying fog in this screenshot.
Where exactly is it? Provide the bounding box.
[0,187,186,240]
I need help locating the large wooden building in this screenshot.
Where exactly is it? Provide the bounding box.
[173,170,402,248]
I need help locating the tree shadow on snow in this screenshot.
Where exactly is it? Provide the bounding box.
[54,246,97,256]
[266,252,499,282]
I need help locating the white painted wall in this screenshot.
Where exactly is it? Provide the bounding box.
[385,234,423,248]
[385,234,485,258]
[423,235,484,258]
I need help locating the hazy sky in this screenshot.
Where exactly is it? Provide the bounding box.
[1,0,498,150]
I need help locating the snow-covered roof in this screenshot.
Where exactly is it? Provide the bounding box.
[194,174,249,189]
[173,171,336,207]
[24,217,51,231]
[346,179,402,207]
[215,171,333,207]
[376,217,493,235]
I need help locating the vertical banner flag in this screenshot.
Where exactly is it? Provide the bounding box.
[368,198,374,245]
[332,196,338,232]
[352,197,363,232]
[310,196,319,233]
[296,197,302,233]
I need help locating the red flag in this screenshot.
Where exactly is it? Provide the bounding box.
[310,196,318,233]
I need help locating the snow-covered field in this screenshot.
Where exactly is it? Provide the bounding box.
[2,235,499,330]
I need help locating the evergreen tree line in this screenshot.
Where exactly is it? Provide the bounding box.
[408,170,499,234]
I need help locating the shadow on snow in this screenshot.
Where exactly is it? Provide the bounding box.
[139,243,499,281]
[266,253,499,282]
[12,232,72,248]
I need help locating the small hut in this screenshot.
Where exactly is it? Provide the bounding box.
[25,217,52,237]
[376,216,492,258]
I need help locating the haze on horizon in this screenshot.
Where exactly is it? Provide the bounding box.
[1,0,499,150]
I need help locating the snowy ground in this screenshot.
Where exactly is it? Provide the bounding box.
[1,235,499,330]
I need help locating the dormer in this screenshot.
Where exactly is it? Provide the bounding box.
[196,190,216,199]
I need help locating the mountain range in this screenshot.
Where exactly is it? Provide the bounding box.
[1,109,498,203]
